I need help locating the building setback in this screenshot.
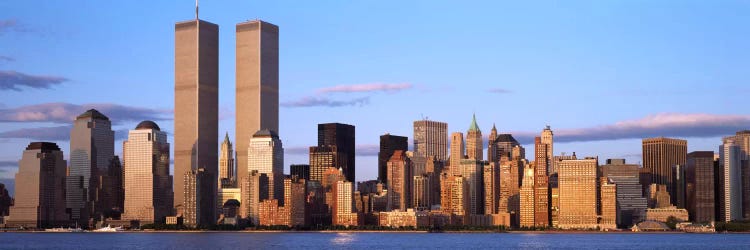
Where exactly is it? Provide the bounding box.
[8,142,68,228]
[174,17,219,226]
[600,159,648,228]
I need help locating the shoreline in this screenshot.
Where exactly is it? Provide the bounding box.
[2,230,742,234]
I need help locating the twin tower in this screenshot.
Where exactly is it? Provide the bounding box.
[174,16,279,225]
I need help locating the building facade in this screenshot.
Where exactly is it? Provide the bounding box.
[235,20,280,183]
[600,159,647,228]
[247,129,284,203]
[413,120,448,162]
[219,133,235,188]
[466,114,483,161]
[378,134,408,183]
[558,158,598,229]
[318,123,356,182]
[387,150,412,212]
[174,17,219,226]
[642,137,687,205]
[122,121,173,224]
[449,132,465,173]
[720,137,743,222]
[686,151,715,223]
[8,142,68,228]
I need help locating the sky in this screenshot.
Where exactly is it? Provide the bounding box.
[1,1,750,195]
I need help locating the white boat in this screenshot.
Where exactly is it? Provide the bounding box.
[45,227,85,233]
[93,225,125,232]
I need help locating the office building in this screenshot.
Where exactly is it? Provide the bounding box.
[7,142,67,228]
[333,180,359,226]
[520,166,535,228]
[174,16,219,226]
[460,159,484,215]
[413,119,448,161]
[600,178,617,230]
[600,159,648,228]
[379,134,408,183]
[318,123,356,182]
[534,135,551,227]
[235,20,280,182]
[449,132,465,173]
[290,164,310,180]
[247,129,284,202]
[183,168,213,227]
[440,173,469,216]
[484,162,500,214]
[309,146,337,183]
[387,150,412,212]
[642,137,687,205]
[413,175,431,210]
[240,170,269,225]
[558,158,598,229]
[686,151,715,223]
[66,109,116,225]
[720,137,743,222]
[122,121,174,224]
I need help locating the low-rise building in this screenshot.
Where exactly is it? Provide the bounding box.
[645,206,689,223]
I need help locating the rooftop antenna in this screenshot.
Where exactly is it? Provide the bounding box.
[195,0,199,19]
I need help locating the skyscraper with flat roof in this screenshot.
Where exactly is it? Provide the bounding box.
[642,137,687,205]
[600,159,647,228]
[558,158,598,229]
[720,137,743,222]
[318,123,356,182]
[174,16,219,226]
[450,132,465,174]
[686,151,715,223]
[235,20,279,183]
[413,120,448,161]
[379,134,408,183]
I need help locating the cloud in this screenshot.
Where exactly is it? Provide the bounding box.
[0,102,172,124]
[281,96,369,108]
[0,161,16,168]
[0,125,71,141]
[511,113,750,144]
[0,56,13,62]
[285,144,380,156]
[488,88,512,94]
[0,70,68,91]
[316,83,412,94]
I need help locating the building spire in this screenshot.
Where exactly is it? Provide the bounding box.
[195,0,199,19]
[469,113,480,132]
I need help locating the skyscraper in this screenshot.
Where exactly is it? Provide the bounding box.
[387,150,411,212]
[333,180,359,226]
[720,137,743,222]
[483,162,500,214]
[440,173,468,216]
[541,126,554,173]
[686,151,715,223]
[533,136,550,227]
[309,146,337,183]
[285,177,308,227]
[219,133,235,188]
[235,20,279,183]
[519,166,535,228]
[466,114,483,161]
[600,159,648,228]
[183,168,213,227]
[174,15,219,226]
[240,170,269,225]
[413,119,448,161]
[600,178,617,229]
[729,131,750,219]
[460,159,484,215]
[123,121,174,224]
[8,142,67,228]
[558,158,598,229]
[66,109,115,226]
[318,123,356,182]
[247,129,284,203]
[378,134,408,183]
[642,137,687,205]
[449,132,465,174]
[290,164,310,180]
[412,175,431,210]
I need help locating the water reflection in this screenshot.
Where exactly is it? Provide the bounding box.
[330,233,355,245]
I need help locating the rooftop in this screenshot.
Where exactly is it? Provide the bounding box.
[76,109,109,121]
[135,120,161,131]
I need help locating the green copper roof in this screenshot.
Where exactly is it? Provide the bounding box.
[469,113,480,132]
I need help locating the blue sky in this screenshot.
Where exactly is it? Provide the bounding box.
[1,1,750,194]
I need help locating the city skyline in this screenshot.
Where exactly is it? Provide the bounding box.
[3,1,750,196]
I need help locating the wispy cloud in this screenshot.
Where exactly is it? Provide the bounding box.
[316,83,412,94]
[0,102,172,124]
[0,19,31,35]
[0,70,68,91]
[281,96,369,108]
[0,125,71,141]
[488,88,512,94]
[0,56,13,62]
[511,113,750,144]
[0,161,16,168]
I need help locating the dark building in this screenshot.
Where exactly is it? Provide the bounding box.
[290,164,310,180]
[317,123,356,182]
[642,137,687,206]
[378,134,408,183]
[0,183,12,217]
[309,146,338,184]
[686,151,716,223]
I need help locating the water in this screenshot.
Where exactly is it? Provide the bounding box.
[1,232,749,249]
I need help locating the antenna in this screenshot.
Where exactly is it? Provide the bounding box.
[195,0,199,19]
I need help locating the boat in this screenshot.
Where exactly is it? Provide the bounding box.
[44,226,85,233]
[93,225,125,232]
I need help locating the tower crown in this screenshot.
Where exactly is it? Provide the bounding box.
[468,113,480,132]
